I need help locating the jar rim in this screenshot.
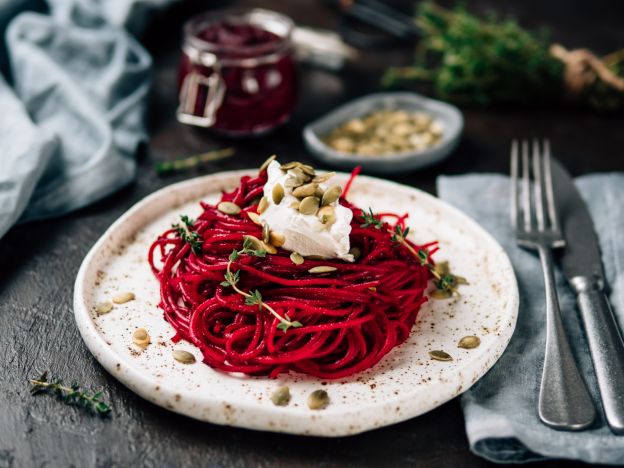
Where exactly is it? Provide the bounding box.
[183,8,294,57]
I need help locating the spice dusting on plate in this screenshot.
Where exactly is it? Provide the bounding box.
[323,109,444,156]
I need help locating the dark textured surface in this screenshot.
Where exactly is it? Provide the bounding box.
[1,0,624,466]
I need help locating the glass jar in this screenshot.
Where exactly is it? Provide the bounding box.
[177,8,297,136]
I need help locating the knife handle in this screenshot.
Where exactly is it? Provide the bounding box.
[573,276,624,434]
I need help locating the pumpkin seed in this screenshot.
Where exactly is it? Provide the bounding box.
[284,177,305,188]
[290,252,304,265]
[247,212,262,225]
[321,185,342,206]
[429,350,453,361]
[113,292,135,304]
[262,222,270,244]
[95,302,113,315]
[431,289,453,300]
[217,201,241,215]
[314,186,325,198]
[290,167,312,183]
[307,389,329,410]
[272,183,284,205]
[280,161,301,171]
[312,172,336,183]
[318,206,336,225]
[132,328,150,348]
[258,196,269,214]
[289,200,300,209]
[299,196,320,215]
[292,183,318,198]
[271,386,291,406]
[269,231,285,247]
[243,235,264,251]
[308,266,337,274]
[262,241,277,254]
[172,349,196,364]
[300,164,316,177]
[349,246,361,260]
[458,336,481,349]
[259,154,276,173]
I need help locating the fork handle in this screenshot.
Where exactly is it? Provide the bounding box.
[537,246,596,430]
[572,277,624,434]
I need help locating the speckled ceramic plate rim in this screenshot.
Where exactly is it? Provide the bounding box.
[74,170,518,437]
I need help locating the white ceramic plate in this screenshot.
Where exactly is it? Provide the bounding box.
[74,170,518,437]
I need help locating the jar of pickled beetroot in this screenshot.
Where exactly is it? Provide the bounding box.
[177,9,297,136]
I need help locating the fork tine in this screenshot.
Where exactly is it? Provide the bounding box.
[532,139,546,231]
[521,140,532,231]
[510,140,520,228]
[542,139,560,233]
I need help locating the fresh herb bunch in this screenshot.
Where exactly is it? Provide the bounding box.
[29,371,111,417]
[222,236,303,332]
[173,215,203,255]
[383,2,624,110]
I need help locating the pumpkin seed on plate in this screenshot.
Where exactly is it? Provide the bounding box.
[321,186,342,206]
[217,201,241,215]
[247,212,262,225]
[458,336,481,349]
[318,206,336,225]
[299,196,320,215]
[307,389,330,410]
[259,154,276,173]
[280,161,300,171]
[308,265,337,274]
[292,183,318,198]
[290,252,304,265]
[258,196,269,214]
[132,328,150,348]
[95,302,113,315]
[429,350,453,361]
[269,231,285,247]
[349,246,361,260]
[113,292,135,304]
[172,349,196,364]
[272,183,284,205]
[262,222,270,244]
[285,177,305,188]
[300,164,316,177]
[312,172,336,183]
[262,241,277,254]
[289,200,301,209]
[243,235,264,251]
[271,386,291,406]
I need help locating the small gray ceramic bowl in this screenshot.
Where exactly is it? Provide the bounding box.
[303,92,463,174]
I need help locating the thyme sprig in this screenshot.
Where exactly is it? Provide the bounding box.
[155,147,235,175]
[173,215,202,255]
[29,371,111,417]
[361,208,461,295]
[222,237,303,332]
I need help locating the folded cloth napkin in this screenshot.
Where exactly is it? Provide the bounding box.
[438,173,624,465]
[0,0,168,240]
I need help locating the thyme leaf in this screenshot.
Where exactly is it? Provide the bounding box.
[173,215,203,255]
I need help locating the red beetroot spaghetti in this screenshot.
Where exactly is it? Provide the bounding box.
[148,161,441,379]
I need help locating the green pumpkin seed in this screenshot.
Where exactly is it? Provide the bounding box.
[258,196,269,214]
[312,172,336,183]
[243,235,264,251]
[318,206,336,225]
[431,289,453,300]
[349,246,361,260]
[307,389,329,410]
[299,196,320,215]
[290,252,304,265]
[259,154,276,173]
[289,200,300,209]
[132,328,150,348]
[272,183,284,205]
[217,201,241,215]
[429,350,453,361]
[284,177,305,188]
[172,349,196,364]
[292,183,318,198]
[458,336,480,349]
[300,164,316,177]
[308,266,337,274]
[280,161,301,171]
[95,302,113,315]
[113,292,135,304]
[262,241,277,254]
[321,185,342,206]
[269,231,285,247]
[247,212,262,225]
[262,222,270,244]
[271,386,291,406]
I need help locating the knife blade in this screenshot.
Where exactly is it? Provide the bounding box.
[551,159,624,434]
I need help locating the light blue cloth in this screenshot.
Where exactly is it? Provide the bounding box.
[0,0,165,239]
[438,173,624,465]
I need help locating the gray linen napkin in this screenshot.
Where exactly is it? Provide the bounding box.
[0,0,171,240]
[437,173,624,464]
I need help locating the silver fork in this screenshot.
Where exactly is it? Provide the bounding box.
[511,139,596,430]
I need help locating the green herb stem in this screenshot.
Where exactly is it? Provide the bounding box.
[155,148,235,175]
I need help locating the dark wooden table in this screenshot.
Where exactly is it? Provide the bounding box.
[2,0,623,466]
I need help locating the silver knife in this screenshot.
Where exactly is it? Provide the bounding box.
[552,159,624,434]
